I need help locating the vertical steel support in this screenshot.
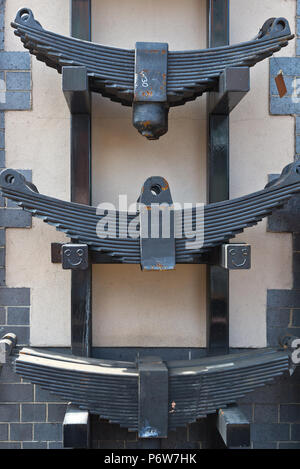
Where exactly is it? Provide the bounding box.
[206,0,230,355]
[70,0,92,357]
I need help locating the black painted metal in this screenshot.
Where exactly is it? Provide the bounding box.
[138,356,168,438]
[63,404,90,449]
[221,244,251,270]
[63,66,90,114]
[133,43,168,140]
[11,8,293,139]
[1,163,300,265]
[217,405,250,448]
[69,0,92,359]
[62,244,89,270]
[14,346,289,434]
[139,177,175,271]
[207,0,230,356]
[210,67,250,115]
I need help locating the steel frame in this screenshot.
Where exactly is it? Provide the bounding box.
[3,0,293,448]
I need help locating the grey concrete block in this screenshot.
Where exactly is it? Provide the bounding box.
[0,442,21,449]
[0,404,20,422]
[0,52,30,70]
[7,307,30,325]
[281,404,300,423]
[253,441,277,449]
[48,441,63,449]
[0,150,5,167]
[34,423,62,441]
[47,403,67,422]
[279,442,300,449]
[267,307,291,327]
[0,247,5,267]
[267,290,300,308]
[254,404,278,423]
[0,229,5,246]
[0,306,5,324]
[270,97,300,116]
[10,423,33,441]
[0,423,8,441]
[6,72,31,91]
[291,423,300,440]
[292,309,300,327]
[251,423,289,442]
[269,57,300,76]
[0,383,33,402]
[0,91,31,111]
[0,287,30,306]
[23,441,48,449]
[35,386,57,403]
[0,209,31,228]
[0,269,5,286]
[22,404,46,422]
[0,129,4,148]
[0,361,21,383]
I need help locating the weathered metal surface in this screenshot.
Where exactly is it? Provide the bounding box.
[210,67,250,115]
[139,176,175,271]
[221,243,251,270]
[69,0,92,360]
[14,347,289,434]
[217,405,250,448]
[138,357,168,438]
[62,66,90,114]
[11,8,294,138]
[207,0,230,357]
[1,163,300,265]
[0,333,17,365]
[62,244,89,270]
[133,42,168,139]
[63,404,90,449]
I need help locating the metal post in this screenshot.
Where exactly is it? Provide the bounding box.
[70,0,92,357]
[206,0,230,355]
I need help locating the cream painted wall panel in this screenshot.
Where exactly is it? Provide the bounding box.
[92,0,207,347]
[5,0,71,346]
[229,0,295,347]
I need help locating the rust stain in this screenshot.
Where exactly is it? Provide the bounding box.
[161,179,169,191]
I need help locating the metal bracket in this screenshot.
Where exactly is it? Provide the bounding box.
[63,404,90,449]
[0,333,17,373]
[139,176,175,271]
[62,244,89,270]
[138,356,168,439]
[221,243,251,270]
[133,42,168,140]
[210,67,250,115]
[217,405,250,448]
[62,66,91,114]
